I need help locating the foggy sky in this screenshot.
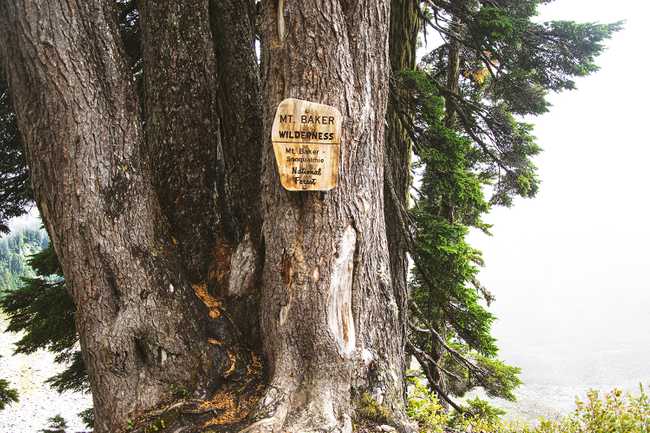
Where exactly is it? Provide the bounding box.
[469,0,650,396]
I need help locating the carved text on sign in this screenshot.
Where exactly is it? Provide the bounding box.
[271,98,342,191]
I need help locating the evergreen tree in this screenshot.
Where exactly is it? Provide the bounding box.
[399,0,620,407]
[0,243,87,393]
[0,373,18,411]
[0,228,45,294]
[0,72,29,234]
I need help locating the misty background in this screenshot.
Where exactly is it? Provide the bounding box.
[466,0,650,419]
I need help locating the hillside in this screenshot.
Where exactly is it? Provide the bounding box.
[0,227,48,295]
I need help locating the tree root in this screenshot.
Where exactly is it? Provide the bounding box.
[121,368,412,433]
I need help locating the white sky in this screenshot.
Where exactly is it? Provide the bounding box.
[468,0,650,394]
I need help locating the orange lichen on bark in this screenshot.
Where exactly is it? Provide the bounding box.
[193,283,222,319]
[200,381,265,428]
[207,240,234,290]
[224,351,238,377]
[200,351,265,428]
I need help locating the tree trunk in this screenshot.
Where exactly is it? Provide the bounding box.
[250,1,408,431]
[1,1,413,431]
[385,0,421,394]
[140,0,222,282]
[0,3,219,431]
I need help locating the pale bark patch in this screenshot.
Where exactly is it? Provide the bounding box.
[279,305,291,327]
[328,225,357,357]
[227,232,258,296]
[311,266,320,282]
[277,0,286,41]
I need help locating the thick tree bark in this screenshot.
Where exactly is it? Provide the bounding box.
[139,1,265,415]
[250,1,409,431]
[209,0,265,345]
[0,3,217,432]
[140,0,222,282]
[1,1,414,432]
[385,0,421,393]
[210,0,263,245]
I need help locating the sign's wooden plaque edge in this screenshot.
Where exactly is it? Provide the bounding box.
[271,98,343,192]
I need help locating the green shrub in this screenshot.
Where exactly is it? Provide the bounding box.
[406,382,649,433]
[406,378,448,433]
[357,392,392,424]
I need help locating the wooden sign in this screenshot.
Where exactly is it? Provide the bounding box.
[272,98,342,191]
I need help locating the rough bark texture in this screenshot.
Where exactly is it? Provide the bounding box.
[210,0,263,245]
[209,0,265,346]
[139,0,265,409]
[140,0,222,282]
[385,0,420,393]
[252,1,408,431]
[1,1,415,432]
[0,2,218,432]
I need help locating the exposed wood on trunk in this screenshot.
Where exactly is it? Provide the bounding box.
[327,225,357,357]
[0,2,218,432]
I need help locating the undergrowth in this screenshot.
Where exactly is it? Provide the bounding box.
[407,378,650,433]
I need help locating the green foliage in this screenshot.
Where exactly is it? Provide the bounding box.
[170,384,191,399]
[440,344,522,402]
[406,384,650,433]
[0,74,31,233]
[356,392,393,425]
[0,239,89,394]
[0,375,19,411]
[402,69,518,402]
[449,397,506,430]
[40,415,68,433]
[144,418,167,433]
[79,407,94,429]
[562,387,650,433]
[420,1,620,205]
[402,0,619,407]
[407,378,448,433]
[0,227,48,295]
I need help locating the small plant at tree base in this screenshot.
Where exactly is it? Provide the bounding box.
[169,384,190,399]
[79,407,94,429]
[356,392,393,425]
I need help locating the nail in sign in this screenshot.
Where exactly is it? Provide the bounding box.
[272,98,342,191]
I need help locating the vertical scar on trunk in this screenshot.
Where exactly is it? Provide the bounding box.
[280,250,293,326]
[277,0,286,41]
[227,232,258,296]
[328,225,357,357]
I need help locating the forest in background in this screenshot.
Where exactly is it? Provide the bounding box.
[0,227,48,295]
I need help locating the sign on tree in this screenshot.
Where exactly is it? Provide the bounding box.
[272,98,342,191]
